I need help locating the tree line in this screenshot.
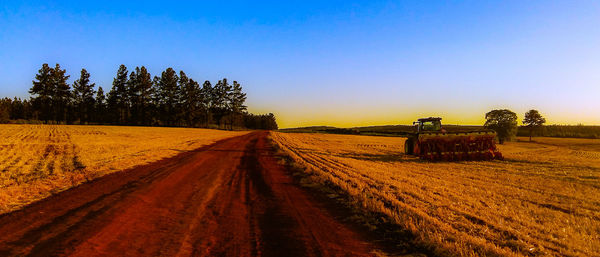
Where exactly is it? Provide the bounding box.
[0,63,277,130]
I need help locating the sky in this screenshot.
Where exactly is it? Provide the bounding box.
[1,1,599,128]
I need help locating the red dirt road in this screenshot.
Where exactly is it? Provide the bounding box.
[0,131,382,256]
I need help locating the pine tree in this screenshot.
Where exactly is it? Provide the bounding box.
[51,64,71,123]
[29,63,54,122]
[95,86,106,123]
[228,81,247,130]
[127,68,139,125]
[211,78,232,128]
[179,71,201,127]
[150,76,162,126]
[108,65,129,124]
[156,68,179,126]
[135,66,153,125]
[72,69,96,124]
[200,80,213,126]
[178,71,190,125]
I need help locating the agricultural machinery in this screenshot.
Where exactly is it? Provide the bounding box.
[404,117,503,161]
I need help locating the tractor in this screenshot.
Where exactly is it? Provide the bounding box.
[404,117,503,161]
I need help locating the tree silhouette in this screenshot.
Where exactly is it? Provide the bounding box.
[228,81,247,130]
[523,110,546,142]
[29,64,54,123]
[133,66,153,125]
[15,63,278,129]
[156,68,179,126]
[95,86,106,124]
[50,64,71,123]
[72,69,96,124]
[179,72,202,127]
[108,65,130,124]
[484,109,518,144]
[200,80,213,126]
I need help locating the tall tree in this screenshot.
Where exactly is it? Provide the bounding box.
[484,109,518,144]
[108,65,129,124]
[95,86,106,123]
[211,78,231,128]
[134,66,153,125]
[200,80,213,126]
[523,109,546,142]
[72,69,96,123]
[179,71,201,127]
[227,81,247,130]
[29,63,54,123]
[50,64,71,123]
[156,68,179,126]
[127,68,139,125]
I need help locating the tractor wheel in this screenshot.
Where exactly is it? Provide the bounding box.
[405,137,415,155]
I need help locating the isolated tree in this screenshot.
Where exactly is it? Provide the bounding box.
[72,69,96,123]
[484,109,518,144]
[29,63,54,122]
[523,109,546,141]
[50,64,71,123]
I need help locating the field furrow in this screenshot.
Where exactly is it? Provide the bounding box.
[271,132,600,256]
[0,124,249,213]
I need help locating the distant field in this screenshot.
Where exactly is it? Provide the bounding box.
[281,124,600,139]
[0,124,248,213]
[271,132,600,256]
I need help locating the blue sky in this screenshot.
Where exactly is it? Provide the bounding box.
[1,1,599,127]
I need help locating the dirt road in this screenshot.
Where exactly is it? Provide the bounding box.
[0,131,383,256]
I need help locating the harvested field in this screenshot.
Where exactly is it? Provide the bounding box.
[0,124,248,213]
[271,132,600,256]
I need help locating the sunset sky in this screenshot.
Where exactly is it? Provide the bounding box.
[1,1,599,128]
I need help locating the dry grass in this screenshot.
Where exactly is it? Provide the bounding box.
[271,132,600,256]
[0,124,249,214]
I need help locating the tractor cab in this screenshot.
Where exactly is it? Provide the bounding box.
[413,117,442,133]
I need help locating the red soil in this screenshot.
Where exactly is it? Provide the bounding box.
[0,131,383,256]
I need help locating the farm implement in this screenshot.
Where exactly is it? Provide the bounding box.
[404,117,503,161]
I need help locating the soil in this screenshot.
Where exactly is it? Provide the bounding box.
[0,131,404,257]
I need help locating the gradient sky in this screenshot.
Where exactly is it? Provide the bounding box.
[1,1,599,128]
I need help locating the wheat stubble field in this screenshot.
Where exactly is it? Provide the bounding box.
[271,132,600,256]
[0,124,248,214]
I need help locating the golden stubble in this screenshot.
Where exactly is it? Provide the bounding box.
[0,124,249,214]
[271,132,600,257]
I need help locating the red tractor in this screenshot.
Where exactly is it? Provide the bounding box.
[404,117,503,161]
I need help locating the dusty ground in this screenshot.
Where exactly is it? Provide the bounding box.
[0,131,403,257]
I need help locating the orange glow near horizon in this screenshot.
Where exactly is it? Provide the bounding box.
[249,105,600,129]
